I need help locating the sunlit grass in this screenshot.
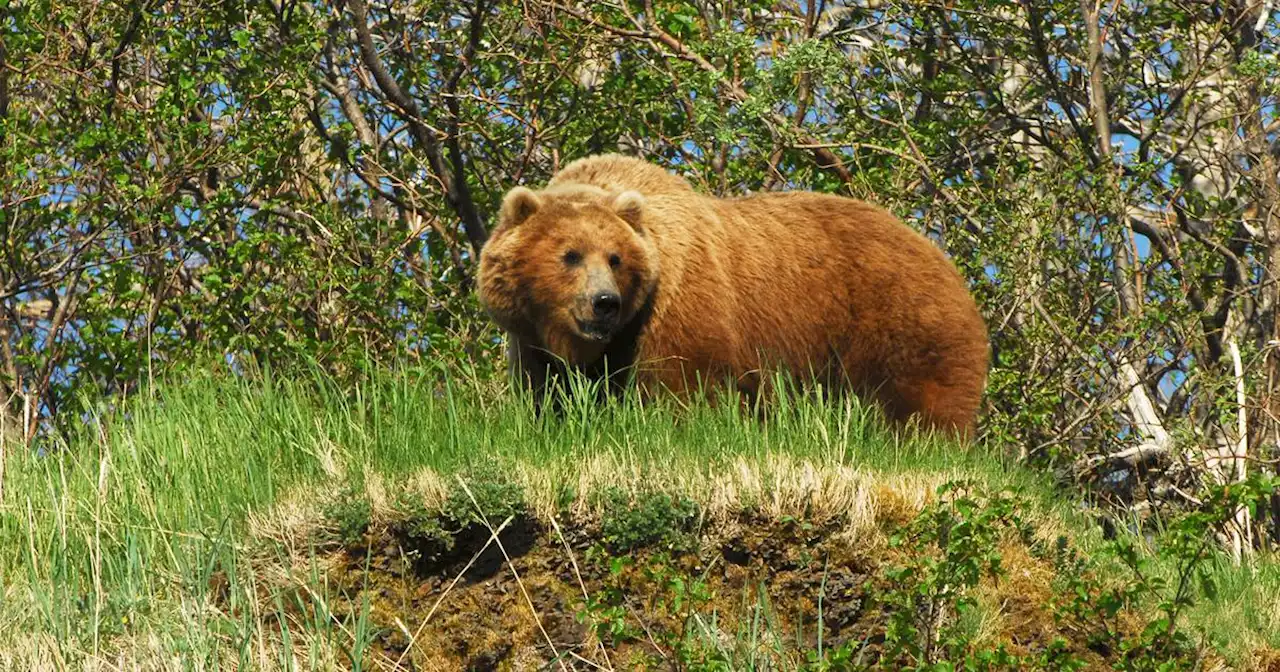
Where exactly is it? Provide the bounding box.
[0,362,1277,669]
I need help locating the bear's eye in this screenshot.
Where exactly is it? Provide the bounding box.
[563,250,582,266]
[608,253,622,268]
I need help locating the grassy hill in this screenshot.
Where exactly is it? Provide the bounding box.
[2,365,1278,670]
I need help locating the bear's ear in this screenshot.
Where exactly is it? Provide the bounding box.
[612,191,645,231]
[500,186,542,228]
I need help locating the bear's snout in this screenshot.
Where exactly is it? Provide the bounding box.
[569,267,625,343]
[592,292,621,320]
[575,289,622,342]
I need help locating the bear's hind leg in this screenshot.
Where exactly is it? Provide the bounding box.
[878,374,982,441]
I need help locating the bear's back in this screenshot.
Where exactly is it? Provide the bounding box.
[549,154,695,196]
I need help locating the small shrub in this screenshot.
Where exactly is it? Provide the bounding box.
[323,484,372,547]
[321,463,528,552]
[441,464,526,527]
[391,490,452,547]
[577,549,716,664]
[598,487,700,552]
[576,552,641,645]
[878,480,1032,670]
[1050,473,1280,671]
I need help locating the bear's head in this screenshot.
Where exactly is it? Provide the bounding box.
[477,185,660,366]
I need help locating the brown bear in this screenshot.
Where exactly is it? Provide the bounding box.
[476,154,989,438]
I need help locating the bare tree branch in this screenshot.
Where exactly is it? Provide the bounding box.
[341,0,488,253]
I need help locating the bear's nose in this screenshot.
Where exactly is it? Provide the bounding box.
[592,292,621,320]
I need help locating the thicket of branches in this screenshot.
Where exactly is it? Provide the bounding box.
[3,0,1279,552]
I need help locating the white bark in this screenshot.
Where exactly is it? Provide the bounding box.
[1088,442,1169,468]
[1119,359,1172,452]
[1225,338,1253,563]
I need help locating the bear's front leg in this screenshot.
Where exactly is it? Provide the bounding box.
[507,335,569,416]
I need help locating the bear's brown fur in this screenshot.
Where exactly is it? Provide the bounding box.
[477,155,989,438]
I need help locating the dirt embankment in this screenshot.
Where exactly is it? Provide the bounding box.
[244,511,1108,670]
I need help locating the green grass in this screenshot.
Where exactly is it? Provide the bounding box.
[1,363,1277,669]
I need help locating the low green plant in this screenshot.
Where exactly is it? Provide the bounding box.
[576,552,641,645]
[441,462,527,528]
[878,480,1031,670]
[1051,473,1280,671]
[642,553,718,664]
[323,484,373,547]
[599,487,701,552]
[390,490,453,547]
[577,549,722,666]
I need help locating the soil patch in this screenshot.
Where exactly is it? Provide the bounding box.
[246,514,1091,670]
